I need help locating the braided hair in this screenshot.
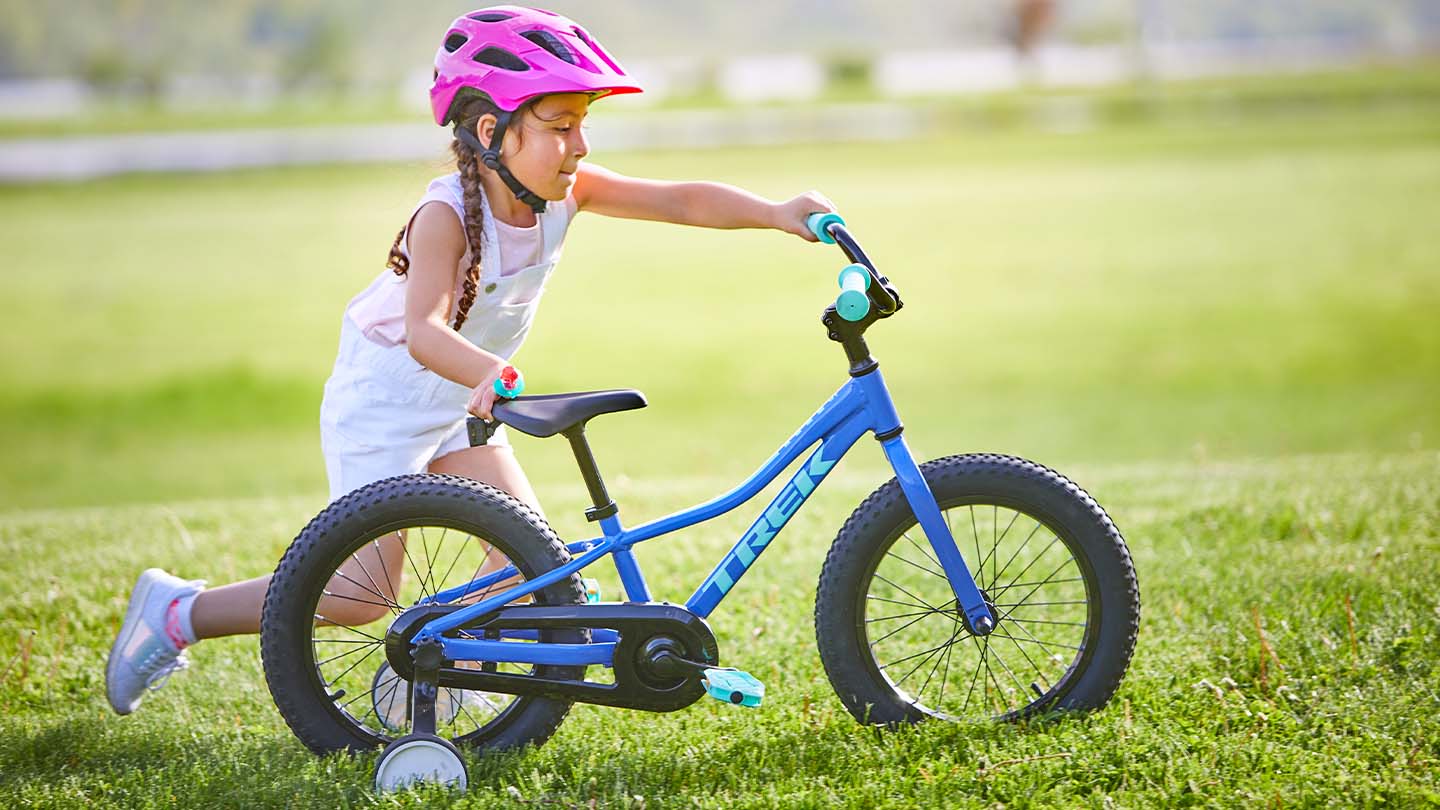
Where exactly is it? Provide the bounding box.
[385,94,531,331]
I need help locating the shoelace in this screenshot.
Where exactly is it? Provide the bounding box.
[139,648,190,692]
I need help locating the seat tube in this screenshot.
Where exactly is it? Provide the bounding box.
[859,368,995,634]
[603,514,652,602]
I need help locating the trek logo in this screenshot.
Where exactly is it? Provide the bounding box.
[698,443,838,600]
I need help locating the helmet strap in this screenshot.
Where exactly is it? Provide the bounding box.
[453,112,548,215]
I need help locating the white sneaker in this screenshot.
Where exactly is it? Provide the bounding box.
[106,568,205,715]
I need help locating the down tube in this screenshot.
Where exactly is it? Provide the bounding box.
[686,408,871,618]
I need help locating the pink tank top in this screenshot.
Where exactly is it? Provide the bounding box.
[344,173,576,347]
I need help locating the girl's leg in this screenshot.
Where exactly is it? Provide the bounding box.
[190,445,543,640]
[428,444,547,523]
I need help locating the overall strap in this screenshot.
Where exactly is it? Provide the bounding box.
[537,194,574,260]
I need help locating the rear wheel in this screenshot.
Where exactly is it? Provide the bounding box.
[261,473,586,755]
[815,454,1139,725]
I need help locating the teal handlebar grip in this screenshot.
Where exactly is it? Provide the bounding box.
[836,263,871,322]
[806,211,845,244]
[493,365,525,398]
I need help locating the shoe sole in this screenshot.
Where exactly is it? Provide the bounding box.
[106,569,160,715]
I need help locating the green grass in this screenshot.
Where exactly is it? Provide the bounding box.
[0,78,1438,807]
[1,455,1436,807]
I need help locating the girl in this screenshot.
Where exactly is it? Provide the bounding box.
[107,5,834,715]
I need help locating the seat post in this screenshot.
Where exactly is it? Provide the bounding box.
[562,424,618,522]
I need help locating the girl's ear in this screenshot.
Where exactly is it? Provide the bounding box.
[475,113,498,148]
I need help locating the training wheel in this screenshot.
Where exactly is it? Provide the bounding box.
[374,733,468,793]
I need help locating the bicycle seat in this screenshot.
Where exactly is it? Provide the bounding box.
[493,389,647,438]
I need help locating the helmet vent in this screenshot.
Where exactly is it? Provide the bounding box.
[572,26,622,73]
[443,33,468,53]
[472,47,530,72]
[521,30,577,65]
[468,11,514,22]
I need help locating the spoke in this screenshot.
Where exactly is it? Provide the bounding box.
[883,549,947,581]
[870,607,947,646]
[872,573,939,613]
[993,600,1087,608]
[347,553,402,617]
[371,536,401,612]
[376,674,407,721]
[321,588,396,612]
[400,532,434,603]
[313,637,382,646]
[313,615,386,643]
[879,635,965,672]
[914,623,963,706]
[935,616,959,710]
[970,506,982,590]
[988,576,1084,596]
[998,628,1052,694]
[866,594,936,611]
[994,559,1081,626]
[900,530,944,572]
[1008,607,1083,659]
[961,634,987,715]
[893,635,953,689]
[416,527,436,599]
[995,533,1062,597]
[1006,616,1087,628]
[340,671,400,711]
[323,643,383,689]
[317,641,380,668]
[359,700,380,730]
[991,505,999,593]
[429,527,450,586]
[435,530,473,601]
[459,542,497,602]
[989,630,1081,653]
[453,694,486,733]
[980,637,1011,716]
[991,521,1045,591]
[985,640,1031,702]
[977,508,1022,577]
[326,569,397,608]
[866,605,956,624]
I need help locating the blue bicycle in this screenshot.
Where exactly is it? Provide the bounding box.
[261,214,1140,790]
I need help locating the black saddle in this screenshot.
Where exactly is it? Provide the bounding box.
[493,389,647,438]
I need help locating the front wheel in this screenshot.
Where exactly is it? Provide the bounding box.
[815,453,1139,726]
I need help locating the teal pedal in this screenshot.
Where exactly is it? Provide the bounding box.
[581,578,601,604]
[701,668,765,708]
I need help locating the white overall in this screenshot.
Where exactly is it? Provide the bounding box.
[319,176,571,502]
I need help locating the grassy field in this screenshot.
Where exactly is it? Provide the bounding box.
[0,78,1437,807]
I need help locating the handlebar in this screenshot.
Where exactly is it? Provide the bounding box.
[805,212,899,316]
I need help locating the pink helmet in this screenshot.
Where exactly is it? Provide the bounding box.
[429,6,642,127]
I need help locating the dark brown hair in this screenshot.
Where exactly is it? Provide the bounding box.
[384,94,530,331]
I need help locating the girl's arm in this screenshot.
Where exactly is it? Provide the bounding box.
[573,162,835,242]
[403,201,508,419]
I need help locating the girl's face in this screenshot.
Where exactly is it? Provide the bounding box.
[483,93,591,201]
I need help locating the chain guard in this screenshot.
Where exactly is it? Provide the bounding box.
[384,602,720,712]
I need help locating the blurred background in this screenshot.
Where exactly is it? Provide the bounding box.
[1,0,1437,514]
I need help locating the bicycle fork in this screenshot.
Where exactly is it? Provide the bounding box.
[877,435,995,634]
[856,367,995,635]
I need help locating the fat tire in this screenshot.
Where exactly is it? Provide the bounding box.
[815,453,1140,726]
[261,473,586,755]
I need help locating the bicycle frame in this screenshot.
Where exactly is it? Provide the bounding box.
[408,365,996,666]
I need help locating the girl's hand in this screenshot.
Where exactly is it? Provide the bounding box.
[466,360,508,422]
[773,191,837,242]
